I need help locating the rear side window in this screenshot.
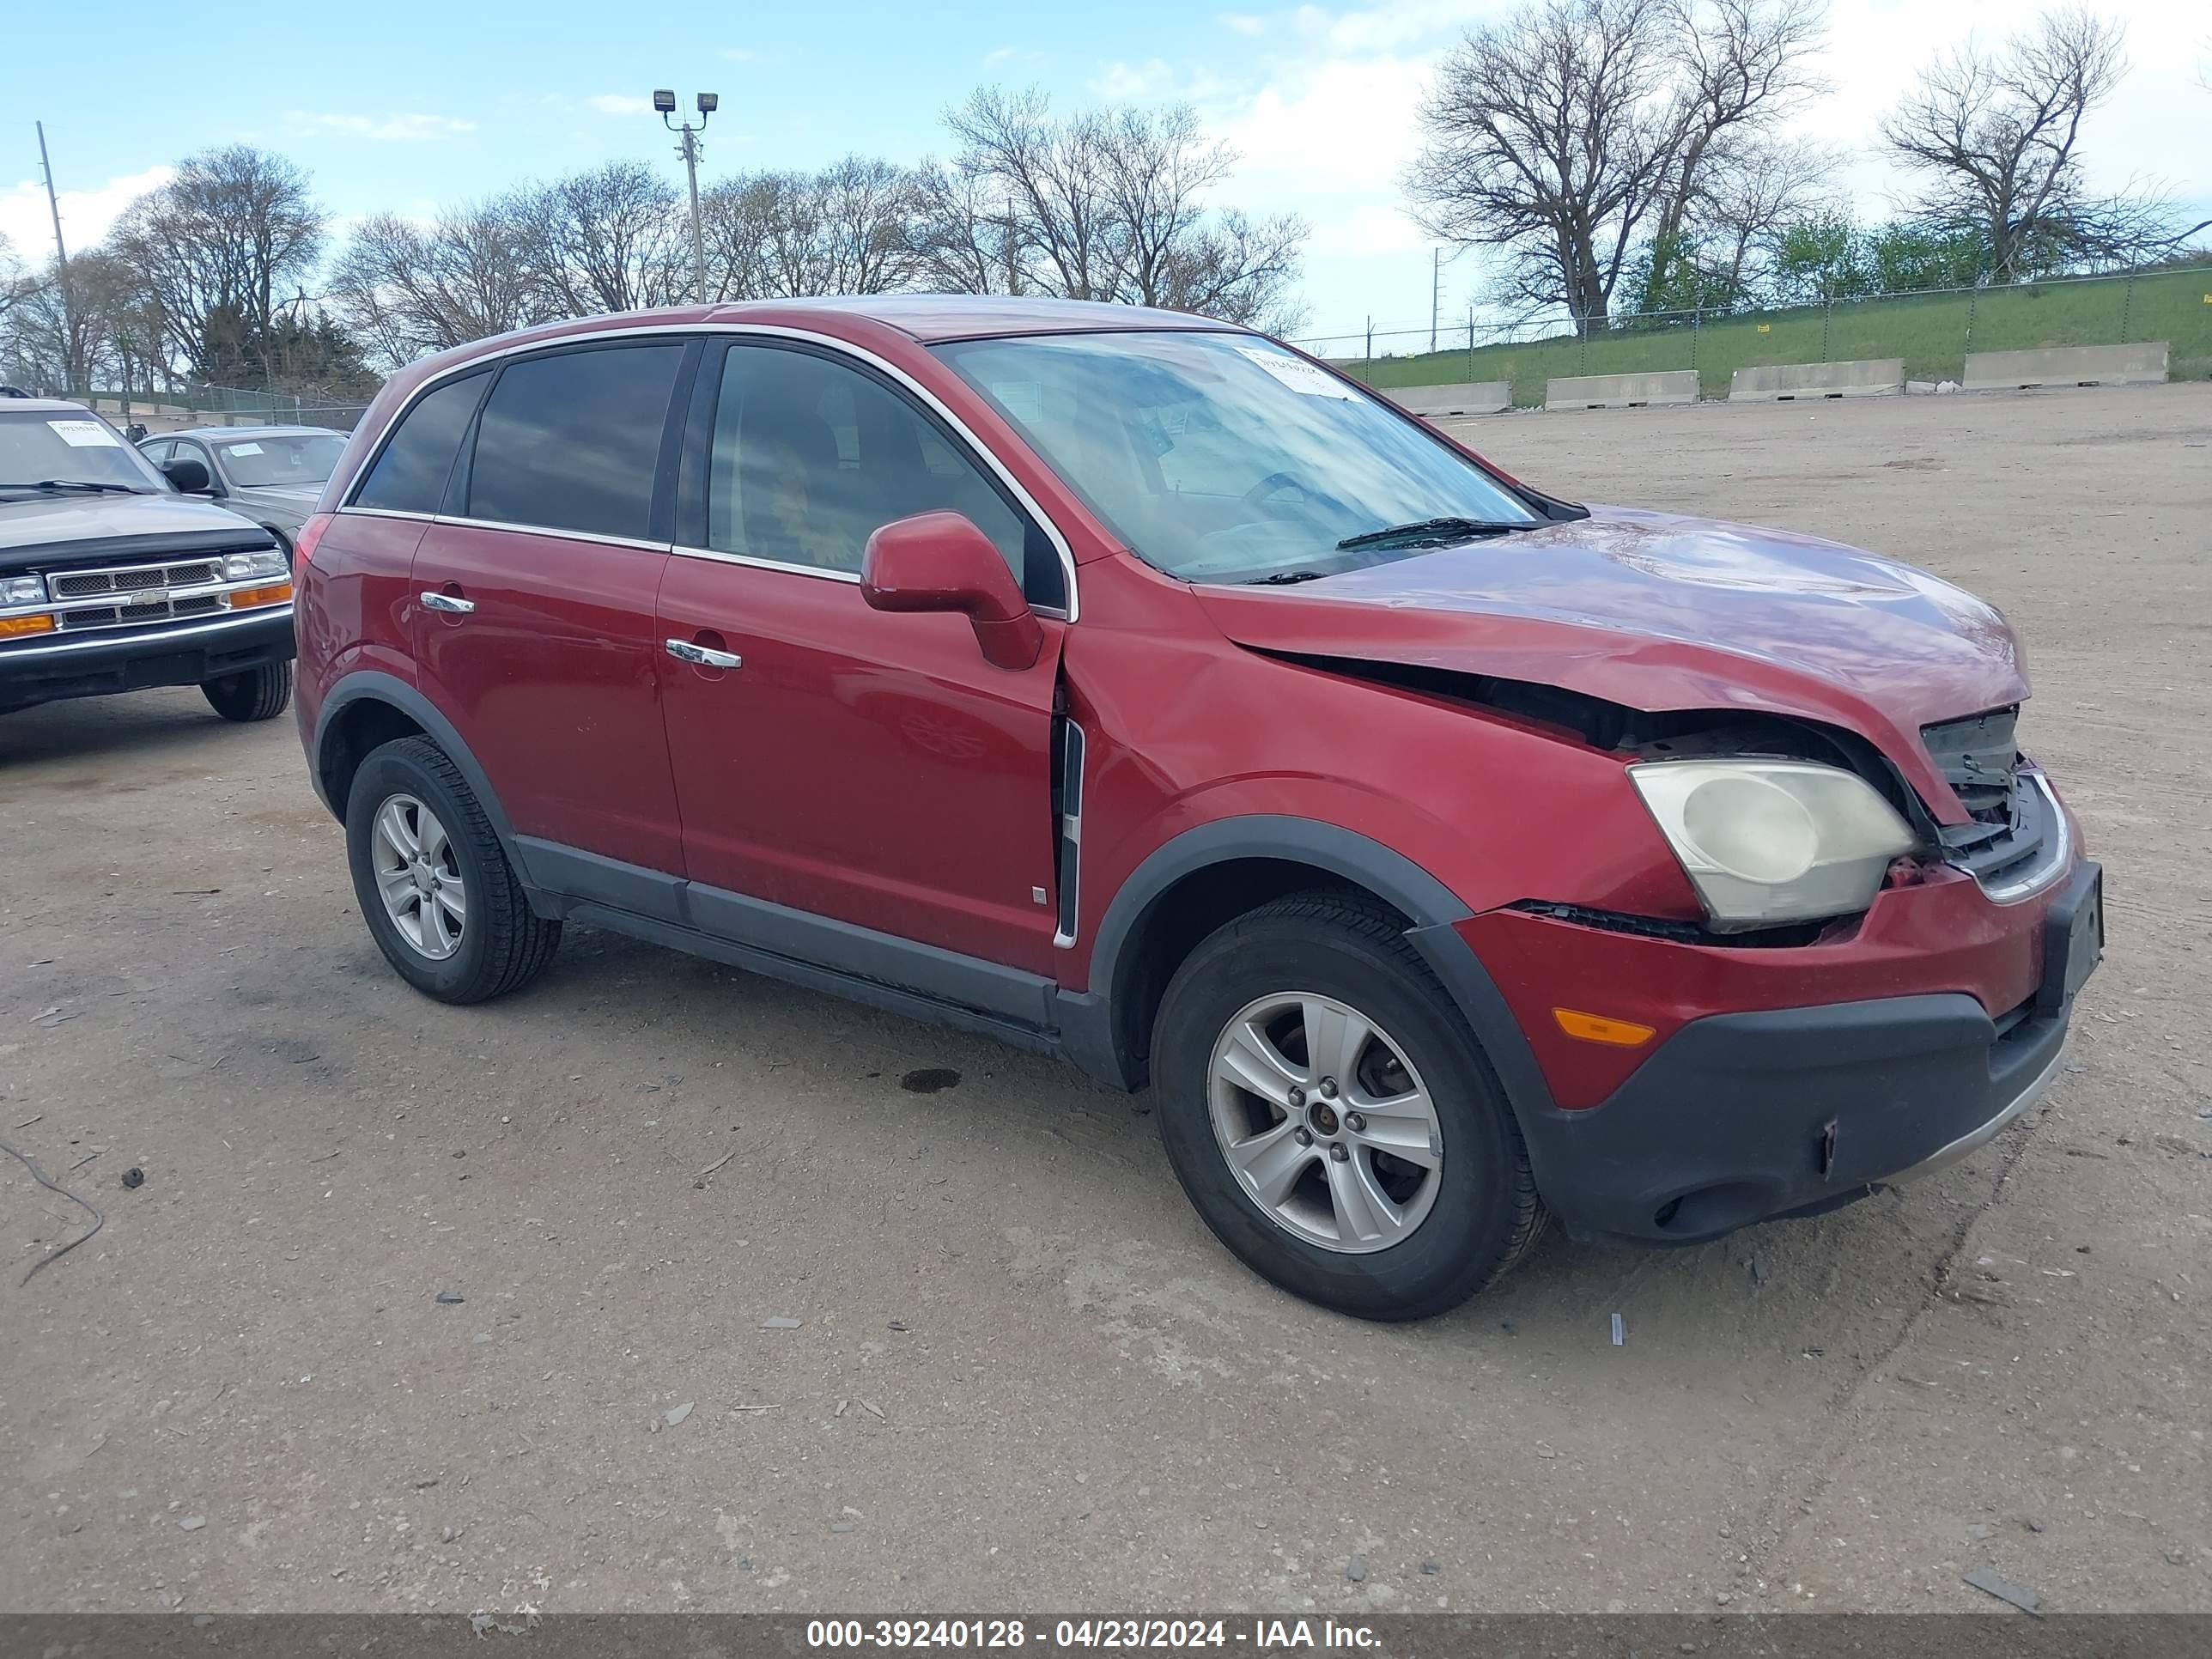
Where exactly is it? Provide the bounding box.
[353,370,488,514]
[467,343,683,541]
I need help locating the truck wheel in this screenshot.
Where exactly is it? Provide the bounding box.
[1152,892,1544,1321]
[345,735,560,1004]
[202,661,293,721]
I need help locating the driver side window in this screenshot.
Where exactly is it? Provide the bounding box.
[703,343,1066,610]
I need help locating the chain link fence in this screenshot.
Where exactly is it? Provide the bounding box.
[1296,263,2212,407]
[76,386,370,434]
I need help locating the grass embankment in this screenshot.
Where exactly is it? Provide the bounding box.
[1342,268,2212,405]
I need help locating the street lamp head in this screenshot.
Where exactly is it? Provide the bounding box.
[653,89,677,113]
[696,91,719,114]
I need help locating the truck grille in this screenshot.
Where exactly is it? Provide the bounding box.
[49,557,225,599]
[59,594,228,630]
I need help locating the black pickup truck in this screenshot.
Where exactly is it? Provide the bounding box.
[1,392,295,720]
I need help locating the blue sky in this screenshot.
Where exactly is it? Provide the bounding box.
[5,1,2207,350]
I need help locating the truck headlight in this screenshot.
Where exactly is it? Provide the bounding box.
[1,574,46,608]
[1628,760,1917,931]
[222,549,289,582]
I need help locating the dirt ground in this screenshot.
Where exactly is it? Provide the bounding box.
[3,384,2207,1617]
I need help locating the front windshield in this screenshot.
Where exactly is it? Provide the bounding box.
[0,410,167,493]
[215,432,344,489]
[933,331,1540,583]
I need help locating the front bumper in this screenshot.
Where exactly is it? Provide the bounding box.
[1498,857,2104,1243]
[0,607,295,711]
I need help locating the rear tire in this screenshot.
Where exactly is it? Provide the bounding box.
[1152,891,1543,1321]
[203,660,293,722]
[345,735,560,1004]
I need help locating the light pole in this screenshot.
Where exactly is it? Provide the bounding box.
[655,89,717,303]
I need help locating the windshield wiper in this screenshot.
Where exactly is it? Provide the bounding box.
[0,478,143,495]
[1244,568,1328,585]
[1334,516,1534,552]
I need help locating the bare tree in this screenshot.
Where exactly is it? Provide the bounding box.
[1880,9,2154,281]
[811,156,925,295]
[944,88,1118,300]
[907,161,1028,295]
[1152,208,1310,331]
[1650,0,1828,254]
[0,233,37,331]
[332,200,552,368]
[1694,135,1841,292]
[1407,0,1680,330]
[515,161,690,315]
[108,145,324,385]
[936,88,1307,323]
[1408,0,1825,330]
[1092,104,1234,306]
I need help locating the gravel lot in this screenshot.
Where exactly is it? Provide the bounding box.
[3,384,2207,1616]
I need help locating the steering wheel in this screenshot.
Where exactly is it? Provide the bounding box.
[1241,471,1310,516]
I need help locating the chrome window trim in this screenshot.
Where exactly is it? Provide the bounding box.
[665,541,1071,621]
[342,506,434,524]
[1974,772,2073,905]
[430,514,669,554]
[0,605,291,659]
[338,321,1081,622]
[672,544,860,584]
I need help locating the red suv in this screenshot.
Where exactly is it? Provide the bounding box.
[293,297,2101,1320]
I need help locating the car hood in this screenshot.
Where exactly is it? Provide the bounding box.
[1192,506,2028,823]
[0,490,268,562]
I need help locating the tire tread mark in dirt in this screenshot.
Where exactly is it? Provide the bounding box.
[1737,1100,2051,1576]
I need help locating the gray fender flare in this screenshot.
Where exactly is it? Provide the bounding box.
[1053,814,1556,1122]
[312,672,533,885]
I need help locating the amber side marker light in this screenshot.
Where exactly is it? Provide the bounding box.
[226,581,295,611]
[0,613,57,638]
[1553,1007,1657,1047]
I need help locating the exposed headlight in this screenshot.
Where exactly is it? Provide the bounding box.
[222,549,289,582]
[1,574,46,608]
[1628,759,1917,931]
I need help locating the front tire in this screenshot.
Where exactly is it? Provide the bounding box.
[202,660,293,721]
[345,736,560,1004]
[1152,892,1543,1320]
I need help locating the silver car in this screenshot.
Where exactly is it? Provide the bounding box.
[139,426,346,555]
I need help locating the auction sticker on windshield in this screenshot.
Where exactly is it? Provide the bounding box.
[1231,344,1354,399]
[48,420,123,447]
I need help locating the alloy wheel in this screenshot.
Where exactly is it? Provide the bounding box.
[370,793,467,961]
[1207,991,1445,1254]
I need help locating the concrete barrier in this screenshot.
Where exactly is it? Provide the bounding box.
[1545,370,1699,410]
[1384,381,1511,417]
[1729,358,1904,401]
[1962,342,2169,391]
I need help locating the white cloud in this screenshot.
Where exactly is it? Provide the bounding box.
[1092,58,1179,100]
[0,164,174,262]
[1092,58,1243,102]
[588,94,658,118]
[1220,11,1268,34]
[721,47,758,63]
[286,112,477,141]
[983,46,1020,68]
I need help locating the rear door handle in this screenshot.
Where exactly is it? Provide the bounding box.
[420,591,475,614]
[665,637,742,670]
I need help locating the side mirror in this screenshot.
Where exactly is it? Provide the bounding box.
[163,458,215,495]
[860,511,1043,671]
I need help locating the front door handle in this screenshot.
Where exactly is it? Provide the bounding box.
[420,591,475,615]
[665,637,742,670]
